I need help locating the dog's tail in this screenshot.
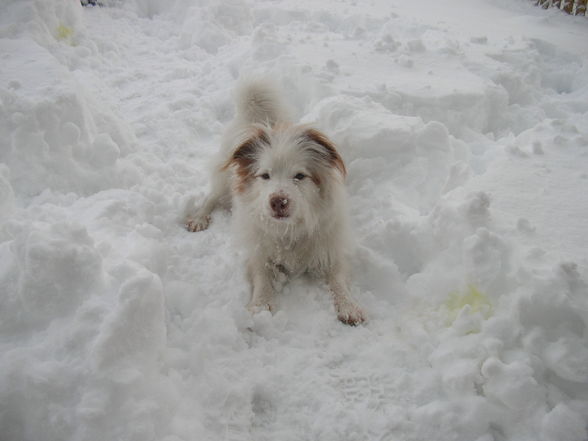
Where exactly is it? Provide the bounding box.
[235,77,290,126]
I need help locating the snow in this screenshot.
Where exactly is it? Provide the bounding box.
[1,0,588,440]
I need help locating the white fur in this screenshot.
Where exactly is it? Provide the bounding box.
[186,79,365,325]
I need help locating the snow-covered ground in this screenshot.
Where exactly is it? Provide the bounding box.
[1,0,588,440]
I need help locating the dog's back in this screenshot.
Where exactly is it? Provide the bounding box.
[235,78,291,126]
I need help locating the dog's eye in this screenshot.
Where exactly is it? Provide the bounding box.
[294,173,306,181]
[260,173,270,180]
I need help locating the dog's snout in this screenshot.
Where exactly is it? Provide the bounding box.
[270,195,290,218]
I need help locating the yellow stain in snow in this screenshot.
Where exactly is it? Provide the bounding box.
[56,25,73,42]
[445,285,493,326]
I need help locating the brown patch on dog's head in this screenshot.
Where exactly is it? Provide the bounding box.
[224,127,270,192]
[302,128,346,178]
[309,174,321,187]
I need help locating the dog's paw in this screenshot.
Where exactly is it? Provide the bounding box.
[247,302,273,315]
[186,215,210,232]
[336,302,366,326]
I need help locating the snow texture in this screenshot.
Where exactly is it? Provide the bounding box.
[1,0,588,440]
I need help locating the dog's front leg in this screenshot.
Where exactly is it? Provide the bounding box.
[186,195,217,232]
[186,166,231,232]
[246,258,276,313]
[328,268,365,326]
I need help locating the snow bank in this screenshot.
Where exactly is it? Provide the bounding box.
[0,0,82,49]
[0,0,140,200]
[2,0,588,441]
[0,40,129,197]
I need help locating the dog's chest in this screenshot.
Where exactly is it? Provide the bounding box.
[266,236,329,278]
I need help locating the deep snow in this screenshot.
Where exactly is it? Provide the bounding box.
[1,1,588,440]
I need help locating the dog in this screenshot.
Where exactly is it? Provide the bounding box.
[185,79,365,326]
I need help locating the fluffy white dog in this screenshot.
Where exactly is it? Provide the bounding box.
[186,79,365,325]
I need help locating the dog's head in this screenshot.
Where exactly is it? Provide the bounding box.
[225,123,346,236]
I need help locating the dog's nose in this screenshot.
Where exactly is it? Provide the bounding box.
[270,195,290,217]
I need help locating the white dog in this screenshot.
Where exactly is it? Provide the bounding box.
[186,79,365,325]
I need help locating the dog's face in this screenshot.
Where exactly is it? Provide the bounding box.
[226,124,345,236]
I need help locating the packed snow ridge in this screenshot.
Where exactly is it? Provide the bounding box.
[1,1,588,441]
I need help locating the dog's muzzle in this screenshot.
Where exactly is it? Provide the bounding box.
[270,194,290,219]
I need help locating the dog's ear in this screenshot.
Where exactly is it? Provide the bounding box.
[225,127,270,170]
[302,128,346,177]
[224,127,270,192]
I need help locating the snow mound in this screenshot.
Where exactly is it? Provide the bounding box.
[0,38,135,197]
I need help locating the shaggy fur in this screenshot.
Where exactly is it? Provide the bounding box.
[186,79,365,325]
